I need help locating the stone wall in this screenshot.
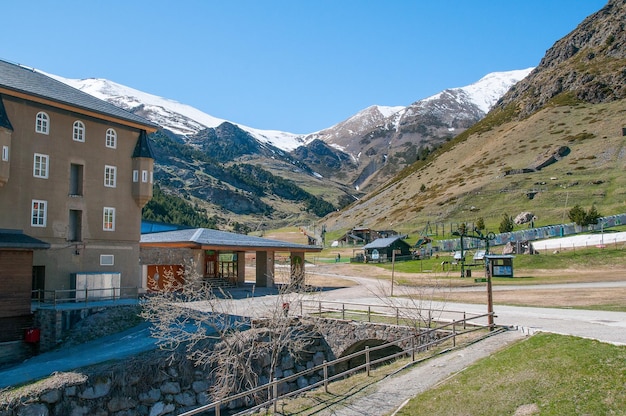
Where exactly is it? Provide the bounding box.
[0,331,335,416]
[1,317,432,415]
[35,306,123,352]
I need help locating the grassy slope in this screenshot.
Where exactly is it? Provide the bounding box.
[396,333,626,416]
[322,100,626,237]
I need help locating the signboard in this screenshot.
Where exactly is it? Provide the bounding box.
[219,253,236,262]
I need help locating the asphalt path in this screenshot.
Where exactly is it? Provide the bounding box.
[304,269,626,346]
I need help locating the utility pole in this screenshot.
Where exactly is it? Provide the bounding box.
[455,228,496,329]
[390,249,398,296]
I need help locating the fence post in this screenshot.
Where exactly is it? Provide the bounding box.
[323,361,328,393]
[319,301,322,315]
[368,306,371,322]
[273,380,278,413]
[453,320,456,347]
[411,336,415,361]
[342,304,345,320]
[366,346,370,376]
[463,312,466,329]
[396,308,399,325]
[215,399,220,416]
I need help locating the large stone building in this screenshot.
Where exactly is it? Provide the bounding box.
[0,59,157,325]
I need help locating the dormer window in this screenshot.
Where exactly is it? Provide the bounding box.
[73,121,85,142]
[105,128,117,148]
[35,112,49,134]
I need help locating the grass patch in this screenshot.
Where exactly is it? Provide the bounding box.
[395,333,626,416]
[375,244,626,275]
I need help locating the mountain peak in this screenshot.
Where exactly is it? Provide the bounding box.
[424,68,534,113]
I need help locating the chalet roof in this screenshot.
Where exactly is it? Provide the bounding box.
[0,229,50,249]
[362,236,407,250]
[0,59,157,130]
[140,228,322,252]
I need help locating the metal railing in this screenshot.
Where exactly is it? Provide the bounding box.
[179,311,495,416]
[31,286,139,307]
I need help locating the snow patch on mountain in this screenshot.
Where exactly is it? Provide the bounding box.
[423,68,534,113]
[44,73,305,151]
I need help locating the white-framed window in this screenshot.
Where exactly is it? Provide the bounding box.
[105,128,117,148]
[35,112,49,134]
[142,170,148,183]
[2,145,8,161]
[103,207,115,231]
[100,254,115,266]
[132,170,139,182]
[33,153,49,178]
[73,121,85,142]
[150,171,154,184]
[104,165,117,187]
[31,200,47,227]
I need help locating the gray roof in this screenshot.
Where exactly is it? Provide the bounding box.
[362,236,407,250]
[0,229,50,249]
[141,228,322,251]
[0,59,157,129]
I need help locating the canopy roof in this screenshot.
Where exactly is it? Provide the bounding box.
[141,228,322,252]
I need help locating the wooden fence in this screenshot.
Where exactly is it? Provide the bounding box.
[179,310,495,416]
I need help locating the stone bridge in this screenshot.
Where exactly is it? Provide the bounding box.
[312,317,429,359]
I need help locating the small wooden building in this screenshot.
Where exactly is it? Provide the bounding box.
[361,236,411,263]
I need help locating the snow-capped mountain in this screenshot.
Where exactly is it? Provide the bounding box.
[294,68,533,190]
[44,73,305,151]
[423,68,534,113]
[47,66,533,198]
[303,68,533,156]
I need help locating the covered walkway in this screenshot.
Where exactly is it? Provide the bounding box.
[140,228,322,290]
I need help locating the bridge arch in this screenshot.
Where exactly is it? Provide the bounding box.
[335,338,404,373]
[313,318,418,359]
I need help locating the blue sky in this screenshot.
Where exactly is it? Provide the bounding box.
[2,1,607,134]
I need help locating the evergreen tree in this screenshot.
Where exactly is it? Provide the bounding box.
[498,213,514,233]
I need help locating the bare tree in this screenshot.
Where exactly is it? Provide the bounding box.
[140,261,322,406]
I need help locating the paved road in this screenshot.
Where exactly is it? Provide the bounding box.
[304,267,626,346]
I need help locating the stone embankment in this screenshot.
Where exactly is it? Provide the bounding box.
[0,328,335,416]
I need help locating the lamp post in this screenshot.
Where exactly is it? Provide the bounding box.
[451,229,466,278]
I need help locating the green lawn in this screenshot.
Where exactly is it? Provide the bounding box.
[395,333,626,416]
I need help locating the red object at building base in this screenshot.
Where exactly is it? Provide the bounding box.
[24,328,40,343]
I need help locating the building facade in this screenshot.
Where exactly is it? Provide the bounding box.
[0,59,157,297]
